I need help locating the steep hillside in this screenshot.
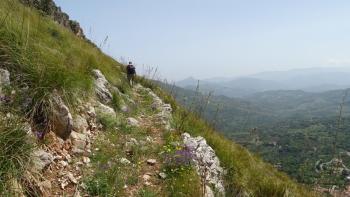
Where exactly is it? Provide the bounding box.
[163,82,350,192]
[0,0,319,196]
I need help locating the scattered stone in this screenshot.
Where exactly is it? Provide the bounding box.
[38,180,52,190]
[60,179,69,190]
[67,172,78,184]
[144,181,152,186]
[127,117,139,127]
[83,157,90,164]
[33,150,54,171]
[86,106,96,118]
[130,138,138,145]
[146,136,153,142]
[120,158,131,165]
[158,172,167,179]
[121,105,129,113]
[143,174,151,181]
[73,115,89,133]
[146,159,157,166]
[72,147,85,155]
[58,160,68,167]
[70,131,87,141]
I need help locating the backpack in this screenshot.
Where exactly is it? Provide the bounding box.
[127,65,136,74]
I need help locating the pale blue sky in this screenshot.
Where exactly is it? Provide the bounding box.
[55,0,350,80]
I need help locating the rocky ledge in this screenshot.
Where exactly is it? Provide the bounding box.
[182,133,226,197]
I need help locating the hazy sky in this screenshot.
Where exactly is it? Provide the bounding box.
[55,0,350,81]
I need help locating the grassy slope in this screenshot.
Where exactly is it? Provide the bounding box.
[0,0,319,196]
[142,80,320,197]
[0,0,126,107]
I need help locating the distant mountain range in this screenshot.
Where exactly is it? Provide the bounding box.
[176,67,350,97]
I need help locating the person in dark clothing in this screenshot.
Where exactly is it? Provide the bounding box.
[126,61,136,87]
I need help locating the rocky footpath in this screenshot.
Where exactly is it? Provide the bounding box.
[1,66,227,196]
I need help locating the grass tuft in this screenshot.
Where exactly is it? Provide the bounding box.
[0,114,33,195]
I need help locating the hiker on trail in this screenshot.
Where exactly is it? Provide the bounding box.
[126,61,136,87]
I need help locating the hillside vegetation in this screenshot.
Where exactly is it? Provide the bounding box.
[166,82,350,189]
[0,0,319,196]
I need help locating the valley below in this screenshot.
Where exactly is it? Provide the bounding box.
[166,75,350,191]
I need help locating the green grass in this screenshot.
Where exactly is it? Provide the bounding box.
[0,0,126,122]
[0,0,128,194]
[0,114,34,195]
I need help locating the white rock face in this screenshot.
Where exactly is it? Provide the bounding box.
[182,133,225,197]
[92,69,112,103]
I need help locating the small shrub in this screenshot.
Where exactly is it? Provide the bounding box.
[111,92,121,111]
[98,114,119,131]
[85,177,110,196]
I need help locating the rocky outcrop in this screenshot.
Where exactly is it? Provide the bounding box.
[19,0,86,38]
[92,69,113,103]
[51,91,73,140]
[182,133,225,197]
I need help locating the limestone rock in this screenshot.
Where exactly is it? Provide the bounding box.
[67,172,78,184]
[182,133,225,196]
[83,156,90,164]
[96,102,116,117]
[0,68,10,86]
[146,159,157,166]
[120,158,131,165]
[51,91,73,140]
[121,105,129,113]
[158,172,167,179]
[92,69,112,103]
[0,69,10,95]
[33,150,54,171]
[143,174,151,181]
[73,115,88,133]
[127,117,139,127]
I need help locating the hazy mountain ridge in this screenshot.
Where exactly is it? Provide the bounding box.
[177,68,350,97]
